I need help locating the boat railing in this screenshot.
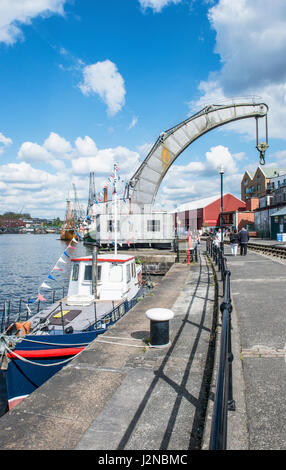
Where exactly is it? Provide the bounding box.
[0,286,67,333]
[1,287,142,335]
[93,296,139,331]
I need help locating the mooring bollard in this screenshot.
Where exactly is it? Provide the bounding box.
[145,308,174,347]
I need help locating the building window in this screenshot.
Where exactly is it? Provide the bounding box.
[147,220,160,232]
[107,220,120,232]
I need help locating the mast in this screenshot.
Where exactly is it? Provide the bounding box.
[113,163,118,255]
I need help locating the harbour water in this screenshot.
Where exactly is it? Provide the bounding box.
[0,233,90,305]
[0,233,92,416]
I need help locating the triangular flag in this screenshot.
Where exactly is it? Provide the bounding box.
[58,257,66,264]
[67,245,76,250]
[48,274,56,280]
[40,282,52,289]
[71,237,78,244]
[53,265,64,271]
[38,293,47,301]
[64,251,70,257]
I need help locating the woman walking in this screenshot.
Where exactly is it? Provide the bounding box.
[230,228,239,256]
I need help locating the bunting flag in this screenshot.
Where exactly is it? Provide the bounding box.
[76,232,83,239]
[58,257,66,264]
[38,293,47,302]
[40,282,52,289]
[48,274,56,281]
[53,265,64,271]
[63,250,70,257]
[67,245,76,250]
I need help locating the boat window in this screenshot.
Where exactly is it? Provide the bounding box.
[109,264,123,282]
[132,262,136,278]
[126,264,131,283]
[97,265,102,281]
[84,265,92,281]
[84,265,102,281]
[72,263,79,281]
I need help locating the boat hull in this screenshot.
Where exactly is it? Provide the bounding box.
[60,229,76,241]
[84,228,97,243]
[5,295,140,410]
[5,330,103,410]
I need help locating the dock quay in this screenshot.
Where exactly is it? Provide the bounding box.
[0,239,286,451]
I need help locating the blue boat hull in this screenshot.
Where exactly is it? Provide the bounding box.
[6,330,103,409]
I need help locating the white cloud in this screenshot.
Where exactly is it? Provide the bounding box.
[79,60,126,116]
[190,0,286,140]
[127,116,138,130]
[158,144,240,207]
[72,145,140,177]
[17,141,51,162]
[75,136,98,157]
[0,132,12,147]
[0,0,66,45]
[139,0,182,13]
[205,145,238,174]
[0,131,12,155]
[43,132,72,156]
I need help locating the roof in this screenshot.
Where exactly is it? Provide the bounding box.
[71,254,135,263]
[171,194,220,213]
[171,193,245,213]
[270,206,286,217]
[258,167,286,178]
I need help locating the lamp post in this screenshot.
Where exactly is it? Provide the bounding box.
[219,164,224,252]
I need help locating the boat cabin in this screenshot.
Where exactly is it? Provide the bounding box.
[67,254,141,306]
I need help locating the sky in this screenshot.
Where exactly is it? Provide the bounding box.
[1,0,286,218]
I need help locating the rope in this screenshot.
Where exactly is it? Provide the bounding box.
[20,337,92,347]
[95,338,147,348]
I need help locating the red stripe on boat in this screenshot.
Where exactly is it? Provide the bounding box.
[7,347,85,359]
[71,257,134,262]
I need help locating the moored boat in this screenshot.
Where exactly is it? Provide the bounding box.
[0,252,143,410]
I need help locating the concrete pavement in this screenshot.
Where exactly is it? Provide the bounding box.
[219,243,286,450]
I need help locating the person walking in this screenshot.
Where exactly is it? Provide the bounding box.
[238,226,249,256]
[230,228,239,256]
[214,228,223,247]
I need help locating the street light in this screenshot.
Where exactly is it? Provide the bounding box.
[219,164,224,252]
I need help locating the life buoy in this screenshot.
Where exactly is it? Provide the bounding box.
[15,321,31,337]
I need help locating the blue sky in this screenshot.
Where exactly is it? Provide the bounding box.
[1,0,286,218]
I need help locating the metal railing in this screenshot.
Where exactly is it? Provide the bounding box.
[206,237,236,450]
[0,286,66,333]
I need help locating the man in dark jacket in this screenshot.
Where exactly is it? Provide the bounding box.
[238,227,249,256]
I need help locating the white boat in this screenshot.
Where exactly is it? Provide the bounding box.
[1,164,144,409]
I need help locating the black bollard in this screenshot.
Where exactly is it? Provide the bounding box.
[145,308,174,347]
